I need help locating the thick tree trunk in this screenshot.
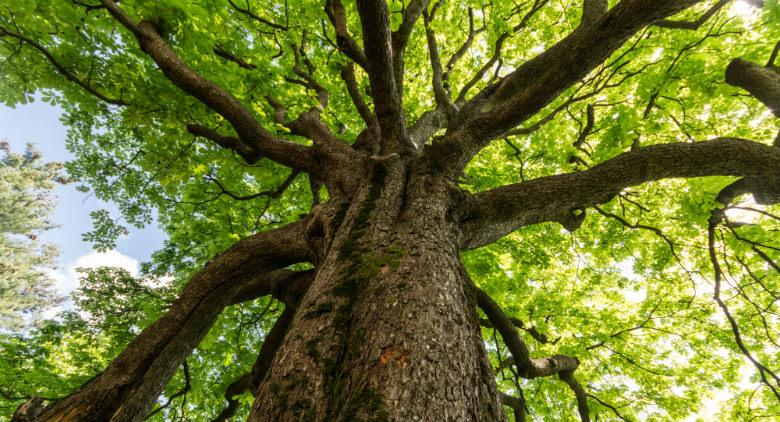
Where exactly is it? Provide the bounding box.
[249,156,506,421]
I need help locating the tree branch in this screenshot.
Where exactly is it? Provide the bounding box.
[355,0,413,154]
[422,3,451,109]
[98,0,316,173]
[146,361,191,418]
[214,271,312,421]
[391,0,430,96]
[706,182,780,402]
[655,0,731,30]
[186,124,261,164]
[581,0,608,27]
[500,392,527,422]
[0,24,126,106]
[33,220,315,421]
[430,0,704,174]
[460,138,780,250]
[475,286,590,421]
[340,63,375,129]
[324,0,368,69]
[213,44,257,70]
[726,57,780,117]
[227,0,287,30]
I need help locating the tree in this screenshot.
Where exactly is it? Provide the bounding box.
[0,142,62,330]
[1,0,779,420]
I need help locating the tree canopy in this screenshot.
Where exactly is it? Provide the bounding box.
[1,0,780,420]
[0,142,62,330]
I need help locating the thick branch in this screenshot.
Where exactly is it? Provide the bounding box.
[461,138,780,250]
[355,0,412,154]
[391,0,430,96]
[324,0,368,69]
[32,220,314,421]
[478,317,550,344]
[99,0,315,172]
[476,288,579,379]
[213,272,309,421]
[581,0,608,27]
[432,0,704,173]
[408,108,449,148]
[726,58,780,117]
[500,393,526,422]
[392,0,428,54]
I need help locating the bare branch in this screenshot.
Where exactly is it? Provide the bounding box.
[204,170,299,202]
[213,44,257,70]
[455,0,550,104]
[147,361,191,418]
[422,4,451,109]
[478,317,551,345]
[391,0,430,95]
[227,0,287,30]
[475,286,590,421]
[708,215,780,402]
[461,138,780,250]
[186,124,261,163]
[392,0,429,53]
[340,63,375,129]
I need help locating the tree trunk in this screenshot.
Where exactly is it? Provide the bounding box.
[250,156,506,421]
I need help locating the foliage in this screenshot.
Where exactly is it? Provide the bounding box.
[0,142,62,330]
[1,0,780,420]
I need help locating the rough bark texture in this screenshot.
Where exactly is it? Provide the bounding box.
[30,222,314,422]
[249,157,505,421]
[726,57,780,116]
[15,0,780,420]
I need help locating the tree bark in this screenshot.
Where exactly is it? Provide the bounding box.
[726,58,780,116]
[249,156,506,421]
[24,222,314,422]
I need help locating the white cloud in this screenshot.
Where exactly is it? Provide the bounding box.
[41,250,140,318]
[49,250,139,296]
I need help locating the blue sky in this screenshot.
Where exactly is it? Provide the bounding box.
[0,100,166,296]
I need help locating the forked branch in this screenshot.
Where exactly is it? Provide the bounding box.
[29,220,315,421]
[355,0,413,153]
[461,138,780,250]
[433,0,704,173]
[475,287,590,421]
[98,0,317,174]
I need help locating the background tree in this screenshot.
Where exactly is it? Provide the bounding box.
[0,142,62,330]
[1,0,780,421]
